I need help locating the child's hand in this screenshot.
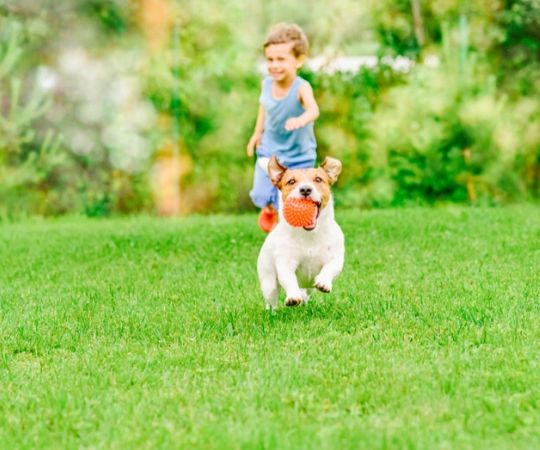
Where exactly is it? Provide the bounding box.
[285,116,306,131]
[246,133,261,157]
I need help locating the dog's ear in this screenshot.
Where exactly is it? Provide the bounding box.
[268,155,287,187]
[321,157,342,185]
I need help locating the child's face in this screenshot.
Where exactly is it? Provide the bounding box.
[265,43,304,83]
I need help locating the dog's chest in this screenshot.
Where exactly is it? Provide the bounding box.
[294,241,333,283]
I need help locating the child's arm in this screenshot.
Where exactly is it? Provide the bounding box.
[285,82,320,131]
[247,105,265,157]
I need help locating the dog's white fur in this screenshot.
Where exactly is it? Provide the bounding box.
[257,156,344,309]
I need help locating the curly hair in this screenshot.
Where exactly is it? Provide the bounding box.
[263,23,309,57]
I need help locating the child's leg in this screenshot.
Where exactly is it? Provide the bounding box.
[249,163,279,209]
[250,162,279,232]
[257,157,270,175]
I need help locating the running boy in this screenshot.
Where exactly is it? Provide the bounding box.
[246,23,319,232]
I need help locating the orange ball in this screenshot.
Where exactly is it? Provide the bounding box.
[283,198,318,228]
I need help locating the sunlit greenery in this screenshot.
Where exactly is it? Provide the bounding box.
[0,0,539,216]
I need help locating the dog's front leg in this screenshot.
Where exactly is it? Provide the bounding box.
[314,255,344,293]
[276,262,304,307]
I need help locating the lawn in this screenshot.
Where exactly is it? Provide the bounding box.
[1,206,540,449]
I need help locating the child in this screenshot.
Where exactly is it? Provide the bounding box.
[246,23,320,232]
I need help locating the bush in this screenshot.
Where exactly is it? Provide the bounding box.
[1,2,539,217]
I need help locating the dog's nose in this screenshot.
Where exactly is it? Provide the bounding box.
[299,185,312,197]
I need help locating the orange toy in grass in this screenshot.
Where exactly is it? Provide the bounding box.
[283,198,318,228]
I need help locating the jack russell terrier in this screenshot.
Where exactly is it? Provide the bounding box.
[257,155,344,309]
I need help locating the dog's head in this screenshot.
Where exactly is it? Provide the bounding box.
[268,156,342,228]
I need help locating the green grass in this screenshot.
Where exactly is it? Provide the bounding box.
[1,206,540,449]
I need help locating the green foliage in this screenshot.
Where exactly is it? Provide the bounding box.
[306,66,406,208]
[1,207,540,447]
[363,20,540,206]
[0,26,68,218]
[81,0,129,34]
[140,0,540,212]
[0,12,153,219]
[370,0,422,57]
[495,0,540,95]
[0,0,539,216]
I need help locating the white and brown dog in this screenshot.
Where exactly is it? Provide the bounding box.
[257,155,344,309]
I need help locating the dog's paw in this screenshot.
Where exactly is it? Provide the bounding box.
[314,276,332,293]
[285,297,303,307]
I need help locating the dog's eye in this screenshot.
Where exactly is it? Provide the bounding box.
[286,179,296,185]
[314,176,323,183]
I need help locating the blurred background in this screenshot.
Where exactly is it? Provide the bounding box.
[0,0,538,218]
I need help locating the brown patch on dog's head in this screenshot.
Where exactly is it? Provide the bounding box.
[268,156,342,211]
[268,158,341,208]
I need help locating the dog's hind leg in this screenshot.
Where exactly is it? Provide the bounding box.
[258,254,279,310]
[261,276,279,310]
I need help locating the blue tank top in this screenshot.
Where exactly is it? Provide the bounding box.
[257,76,316,166]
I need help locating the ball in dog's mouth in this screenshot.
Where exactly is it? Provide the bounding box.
[283,198,320,230]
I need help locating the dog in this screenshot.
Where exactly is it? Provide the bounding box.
[257,155,344,309]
